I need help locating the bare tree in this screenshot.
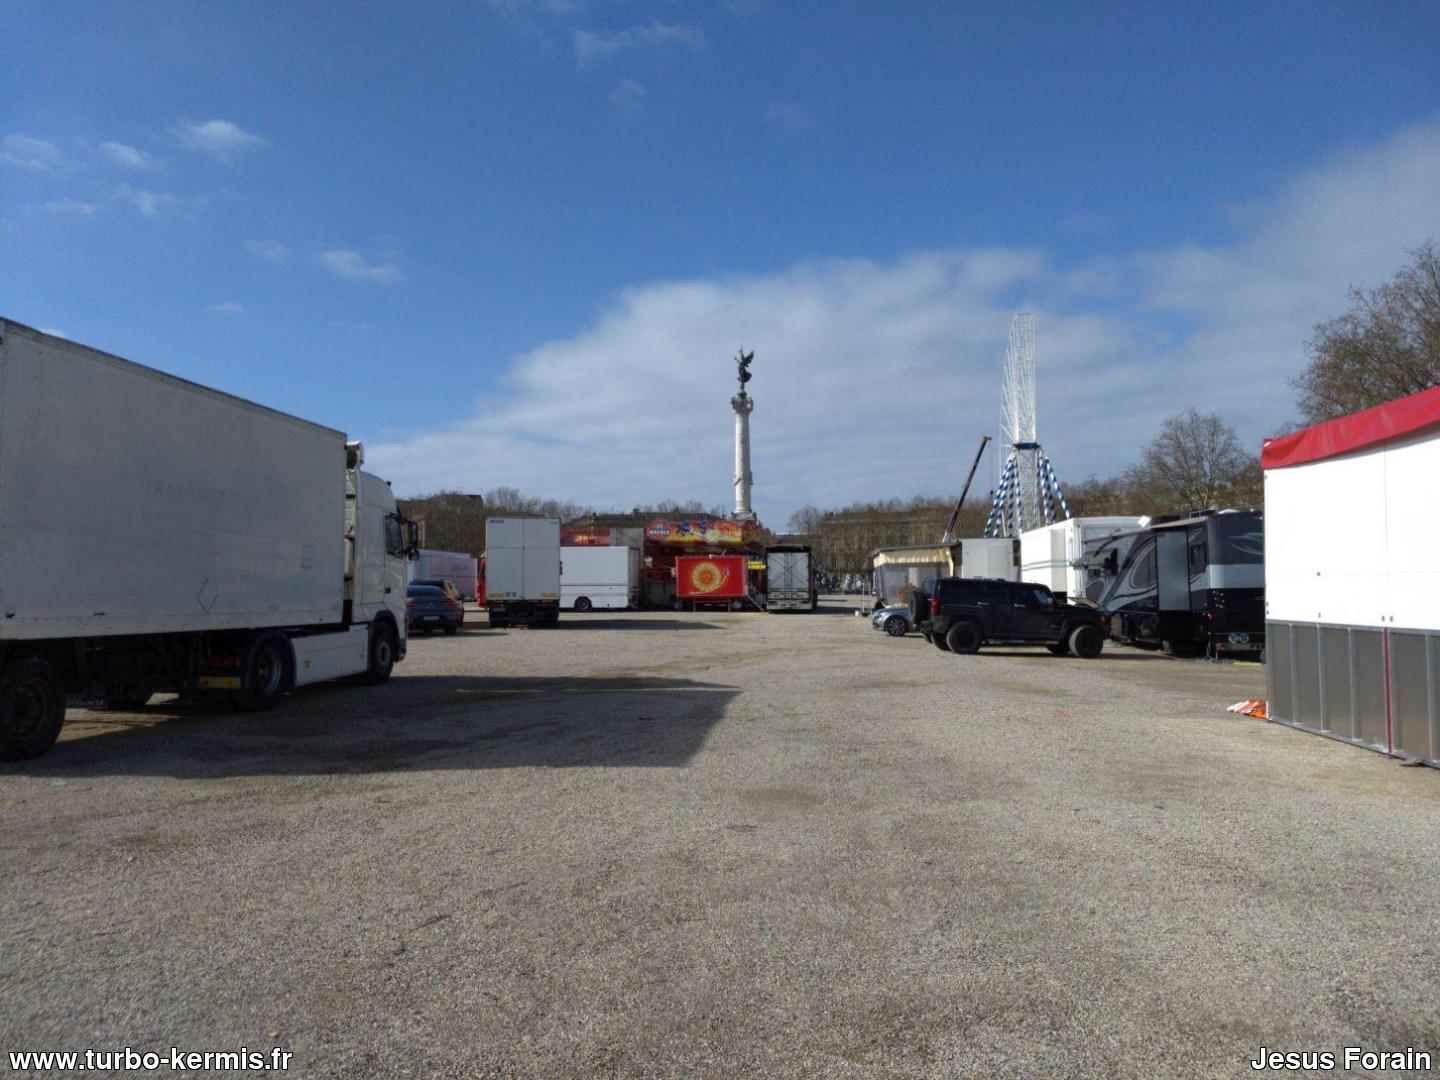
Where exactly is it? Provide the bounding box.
[1126,408,1258,513]
[1294,240,1440,423]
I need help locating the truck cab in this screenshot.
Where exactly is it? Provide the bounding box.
[347,463,413,642]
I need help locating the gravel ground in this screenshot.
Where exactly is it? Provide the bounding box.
[2,597,1438,1078]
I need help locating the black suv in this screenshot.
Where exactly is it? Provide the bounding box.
[910,577,1108,658]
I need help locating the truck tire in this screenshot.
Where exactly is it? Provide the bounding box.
[573,597,592,612]
[362,624,397,685]
[1069,624,1104,659]
[1047,643,1070,656]
[234,634,290,711]
[0,658,66,761]
[945,622,982,655]
[932,632,951,652]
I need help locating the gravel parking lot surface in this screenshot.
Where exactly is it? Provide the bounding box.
[3,597,1438,1078]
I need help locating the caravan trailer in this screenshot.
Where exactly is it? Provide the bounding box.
[1095,510,1265,657]
[1019,517,1144,602]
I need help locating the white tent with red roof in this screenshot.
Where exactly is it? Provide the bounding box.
[1262,385,1440,765]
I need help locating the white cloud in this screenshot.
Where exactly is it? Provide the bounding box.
[572,21,705,63]
[764,102,812,132]
[116,185,175,217]
[100,141,157,169]
[247,239,290,261]
[41,198,98,216]
[320,248,403,283]
[366,114,1440,524]
[208,301,244,315]
[1,134,66,171]
[173,119,266,160]
[608,78,647,109]
[484,0,584,15]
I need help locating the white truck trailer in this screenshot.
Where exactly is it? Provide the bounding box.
[764,545,816,612]
[414,549,479,601]
[560,546,640,611]
[0,320,417,761]
[484,517,561,627]
[1019,516,1144,602]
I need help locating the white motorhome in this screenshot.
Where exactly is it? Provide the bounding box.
[560,546,640,611]
[1019,517,1144,602]
[484,518,561,627]
[0,320,416,761]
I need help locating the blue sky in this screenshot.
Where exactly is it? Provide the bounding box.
[4,1,1440,525]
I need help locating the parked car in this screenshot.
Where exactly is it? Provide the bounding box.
[412,577,464,607]
[913,577,1108,658]
[406,584,463,635]
[870,605,912,636]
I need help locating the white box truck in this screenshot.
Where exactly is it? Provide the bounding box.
[0,320,417,761]
[1019,517,1143,602]
[560,546,639,611]
[414,549,479,601]
[485,518,560,627]
[764,545,816,611]
[954,537,1017,582]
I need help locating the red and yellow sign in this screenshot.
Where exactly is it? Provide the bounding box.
[675,555,748,599]
[645,518,758,547]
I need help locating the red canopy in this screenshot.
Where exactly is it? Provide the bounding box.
[1261,384,1440,469]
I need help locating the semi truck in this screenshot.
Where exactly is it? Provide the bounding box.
[560,545,640,611]
[484,518,560,627]
[0,320,418,761]
[413,549,479,601]
[764,545,816,612]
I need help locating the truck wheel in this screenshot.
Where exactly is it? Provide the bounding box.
[234,634,289,711]
[573,597,592,613]
[945,622,982,655]
[1069,624,1104,659]
[932,633,951,652]
[0,658,66,761]
[363,624,397,685]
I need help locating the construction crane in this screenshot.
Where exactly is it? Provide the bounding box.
[940,435,992,544]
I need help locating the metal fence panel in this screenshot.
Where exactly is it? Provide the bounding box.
[1320,627,1354,739]
[1267,622,1293,722]
[1293,624,1323,729]
[1389,631,1437,764]
[1352,630,1388,751]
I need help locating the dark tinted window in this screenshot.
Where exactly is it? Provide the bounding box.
[407,585,446,598]
[1015,585,1052,606]
[1207,514,1264,564]
[939,579,1008,604]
